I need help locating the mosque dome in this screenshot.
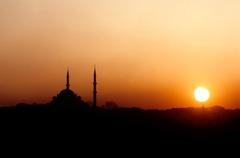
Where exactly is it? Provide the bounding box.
[51,69,87,108]
[58,89,76,98]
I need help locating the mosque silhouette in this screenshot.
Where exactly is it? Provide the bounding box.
[1,67,240,146]
[50,68,97,108]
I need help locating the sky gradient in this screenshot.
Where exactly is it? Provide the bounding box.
[1,0,240,109]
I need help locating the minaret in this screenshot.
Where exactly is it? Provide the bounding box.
[66,69,70,90]
[93,67,97,107]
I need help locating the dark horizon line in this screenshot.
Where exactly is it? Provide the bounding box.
[0,102,240,111]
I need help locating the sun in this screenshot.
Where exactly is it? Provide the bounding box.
[194,87,210,103]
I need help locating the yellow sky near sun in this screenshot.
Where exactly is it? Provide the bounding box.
[1,0,240,108]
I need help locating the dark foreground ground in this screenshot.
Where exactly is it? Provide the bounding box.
[0,104,240,153]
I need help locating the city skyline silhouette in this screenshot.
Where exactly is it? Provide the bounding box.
[2,1,240,150]
[2,1,240,109]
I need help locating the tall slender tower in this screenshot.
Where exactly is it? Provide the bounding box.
[93,67,97,107]
[66,69,70,90]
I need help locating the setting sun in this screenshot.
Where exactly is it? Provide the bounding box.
[194,87,210,103]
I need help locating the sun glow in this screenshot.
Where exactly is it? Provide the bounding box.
[194,87,210,103]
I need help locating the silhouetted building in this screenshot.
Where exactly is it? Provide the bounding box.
[51,69,88,108]
[93,67,97,107]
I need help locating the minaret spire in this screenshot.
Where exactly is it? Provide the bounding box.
[66,68,70,90]
[93,66,97,107]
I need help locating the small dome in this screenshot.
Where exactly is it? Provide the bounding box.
[58,89,76,98]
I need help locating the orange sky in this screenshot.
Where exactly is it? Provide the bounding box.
[1,0,240,109]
